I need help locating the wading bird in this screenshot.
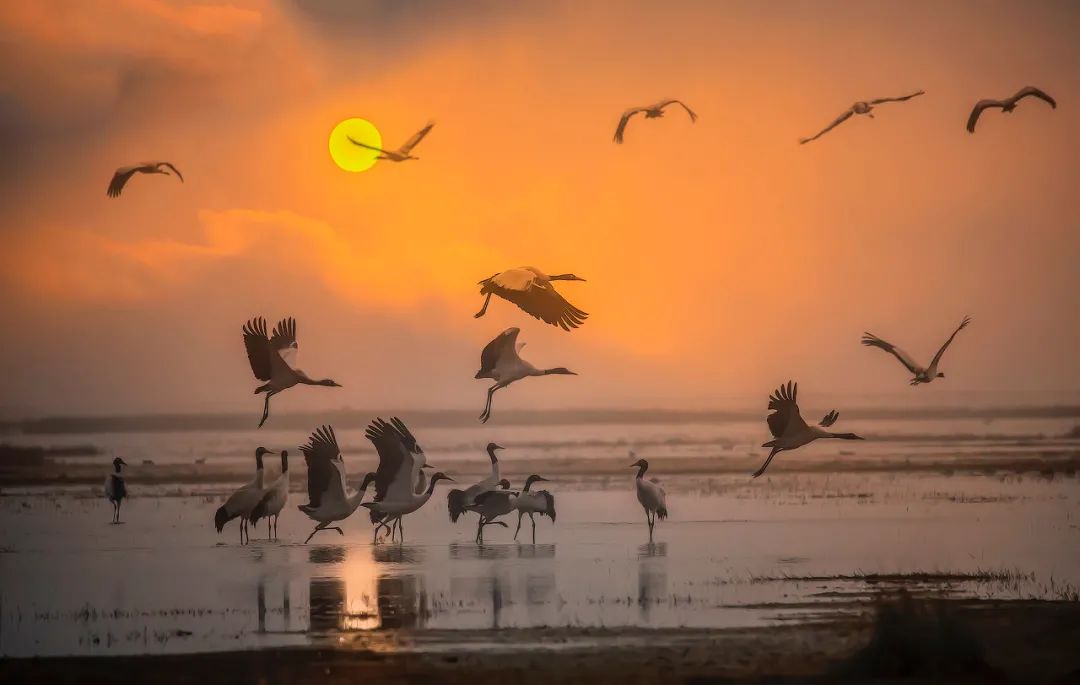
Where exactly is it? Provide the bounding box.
[250,450,289,540]
[297,425,376,544]
[106,161,183,197]
[630,455,667,542]
[215,447,269,544]
[242,317,341,428]
[475,267,588,331]
[104,457,128,524]
[447,443,504,523]
[513,475,556,543]
[861,316,972,386]
[614,99,697,143]
[348,122,434,161]
[362,417,453,543]
[475,328,576,423]
[753,382,863,478]
[799,90,925,144]
[470,481,518,544]
[966,86,1056,133]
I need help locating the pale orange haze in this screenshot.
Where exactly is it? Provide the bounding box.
[0,0,1078,416]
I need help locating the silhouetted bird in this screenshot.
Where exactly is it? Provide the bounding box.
[105,457,128,524]
[630,455,667,541]
[297,425,376,544]
[250,450,290,540]
[614,100,697,143]
[753,382,863,478]
[107,161,183,197]
[348,122,434,161]
[966,87,1056,133]
[475,267,588,330]
[475,327,576,423]
[215,447,268,544]
[513,474,556,544]
[799,91,924,144]
[862,316,972,385]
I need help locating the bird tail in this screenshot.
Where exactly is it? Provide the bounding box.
[447,489,468,522]
[214,505,232,533]
[542,492,556,522]
[655,506,668,520]
[249,491,272,525]
[369,508,386,524]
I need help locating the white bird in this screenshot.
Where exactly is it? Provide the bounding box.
[966,87,1056,133]
[469,480,518,544]
[474,267,588,331]
[614,99,697,144]
[215,447,269,544]
[512,474,556,543]
[106,161,183,197]
[630,455,667,542]
[799,90,924,144]
[296,425,376,544]
[250,450,290,540]
[753,382,864,478]
[242,317,341,428]
[348,122,434,162]
[447,443,504,523]
[862,316,972,386]
[475,328,577,423]
[361,417,454,544]
[104,457,128,524]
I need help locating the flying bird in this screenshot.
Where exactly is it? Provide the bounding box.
[104,457,128,524]
[753,382,863,478]
[250,450,290,540]
[297,426,377,544]
[512,474,555,544]
[614,99,697,144]
[862,316,972,386]
[242,317,341,428]
[630,454,667,542]
[475,267,588,331]
[966,86,1056,133]
[348,122,434,162]
[447,443,504,523]
[106,162,183,197]
[799,90,925,144]
[475,327,577,423]
[214,447,269,544]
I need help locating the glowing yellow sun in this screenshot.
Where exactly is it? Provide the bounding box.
[329,118,382,172]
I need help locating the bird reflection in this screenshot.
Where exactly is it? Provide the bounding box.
[309,577,347,633]
[449,541,514,560]
[373,544,425,565]
[377,574,425,629]
[516,543,556,560]
[637,543,668,623]
[308,546,346,565]
[638,541,668,558]
[257,576,267,633]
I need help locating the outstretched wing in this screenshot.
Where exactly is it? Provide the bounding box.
[478,327,520,376]
[819,410,839,428]
[365,417,421,502]
[799,109,854,144]
[861,333,922,375]
[929,315,972,370]
[488,279,587,331]
[106,165,143,197]
[966,100,1004,133]
[270,317,298,370]
[300,425,343,509]
[1013,86,1056,108]
[347,137,389,154]
[399,122,434,154]
[656,99,698,122]
[869,90,925,105]
[242,317,273,381]
[766,381,807,438]
[613,108,645,143]
[157,162,184,182]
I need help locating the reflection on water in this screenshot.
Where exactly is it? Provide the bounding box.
[309,546,346,565]
[309,577,347,633]
[638,544,668,622]
[449,542,516,560]
[517,543,556,560]
[374,544,426,565]
[377,575,424,629]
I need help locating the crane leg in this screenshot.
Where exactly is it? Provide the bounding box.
[267,517,271,539]
[479,384,502,423]
[397,517,405,543]
[531,513,536,544]
[258,391,277,428]
[304,522,327,544]
[474,293,493,318]
[514,512,523,540]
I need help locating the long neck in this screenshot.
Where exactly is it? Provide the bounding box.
[540,367,572,376]
[424,478,441,497]
[114,463,122,474]
[829,432,861,440]
[298,375,334,386]
[548,274,573,280]
[523,479,533,493]
[636,464,647,480]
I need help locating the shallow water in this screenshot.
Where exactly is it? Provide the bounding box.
[2,470,1078,657]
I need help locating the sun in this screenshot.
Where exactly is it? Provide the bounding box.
[329,118,382,172]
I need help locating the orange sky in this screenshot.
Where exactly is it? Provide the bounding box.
[0,0,1078,416]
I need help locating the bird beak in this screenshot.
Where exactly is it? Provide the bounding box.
[443,476,455,483]
[576,276,587,282]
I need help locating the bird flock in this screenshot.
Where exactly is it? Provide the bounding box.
[102,80,1057,542]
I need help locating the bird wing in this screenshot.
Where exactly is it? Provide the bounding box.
[966,100,1004,133]
[478,327,520,376]
[869,90,925,105]
[157,162,184,182]
[861,333,922,375]
[487,268,539,292]
[1012,86,1056,109]
[656,99,698,121]
[347,136,390,154]
[799,108,854,144]
[613,108,645,143]
[270,317,299,371]
[398,122,434,154]
[766,381,808,438]
[365,417,421,502]
[928,316,972,371]
[300,425,341,509]
[242,317,273,381]
[106,165,144,197]
[489,281,588,331]
[819,410,840,428]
